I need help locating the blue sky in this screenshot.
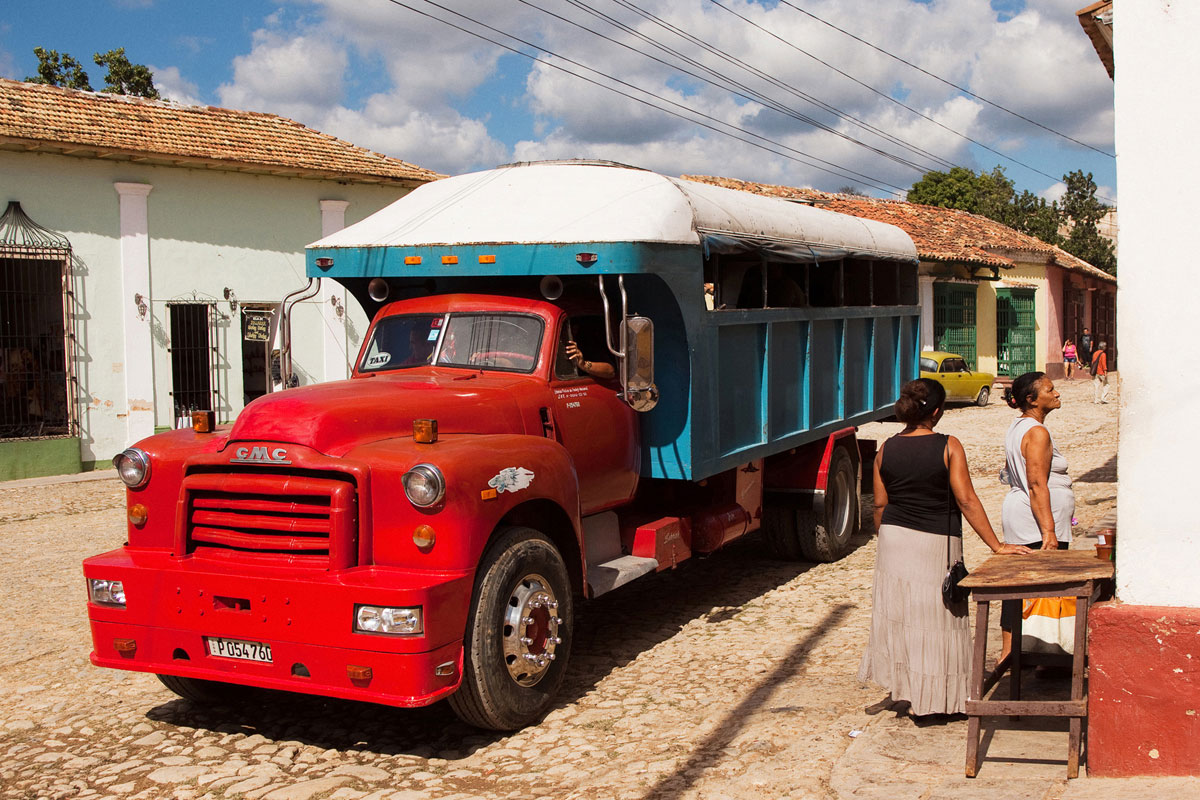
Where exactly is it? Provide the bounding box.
[1,0,1115,202]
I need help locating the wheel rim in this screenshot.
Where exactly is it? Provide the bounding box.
[829,466,853,540]
[978,387,989,404]
[501,572,563,687]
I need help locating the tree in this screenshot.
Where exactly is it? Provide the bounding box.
[836,185,867,196]
[93,48,160,99]
[26,47,93,91]
[24,46,159,99]
[1059,171,1116,275]
[908,165,1116,275]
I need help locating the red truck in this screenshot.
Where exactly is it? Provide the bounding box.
[85,162,919,729]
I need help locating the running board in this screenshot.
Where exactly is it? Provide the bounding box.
[587,555,658,597]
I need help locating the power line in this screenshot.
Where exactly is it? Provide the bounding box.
[777,0,1116,159]
[548,0,956,174]
[702,0,1088,192]
[382,0,907,193]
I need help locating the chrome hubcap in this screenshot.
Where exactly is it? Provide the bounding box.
[501,573,563,686]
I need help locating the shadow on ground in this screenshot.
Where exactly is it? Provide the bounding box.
[146,521,876,761]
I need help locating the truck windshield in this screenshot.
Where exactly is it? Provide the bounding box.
[359,314,444,372]
[436,313,544,373]
[359,312,544,374]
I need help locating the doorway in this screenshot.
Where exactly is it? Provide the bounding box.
[240,305,277,406]
[996,288,1036,376]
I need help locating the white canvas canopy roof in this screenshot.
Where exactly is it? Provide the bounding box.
[311,161,917,263]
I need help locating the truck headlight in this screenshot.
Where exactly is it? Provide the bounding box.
[113,448,151,489]
[402,464,445,507]
[354,605,423,635]
[89,579,126,607]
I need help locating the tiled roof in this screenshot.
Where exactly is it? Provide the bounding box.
[0,78,442,187]
[683,174,1116,284]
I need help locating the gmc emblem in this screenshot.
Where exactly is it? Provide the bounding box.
[231,446,292,465]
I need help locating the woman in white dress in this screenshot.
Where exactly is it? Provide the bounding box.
[999,371,1075,659]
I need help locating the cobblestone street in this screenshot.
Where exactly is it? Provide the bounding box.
[0,378,1136,800]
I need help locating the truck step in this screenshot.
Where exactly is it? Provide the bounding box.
[587,555,658,597]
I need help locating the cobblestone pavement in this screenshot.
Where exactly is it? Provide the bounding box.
[0,378,1133,800]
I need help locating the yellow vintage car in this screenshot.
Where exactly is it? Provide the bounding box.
[919,351,995,406]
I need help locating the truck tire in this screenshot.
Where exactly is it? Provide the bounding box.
[796,446,860,562]
[761,505,804,560]
[449,526,572,731]
[156,674,249,706]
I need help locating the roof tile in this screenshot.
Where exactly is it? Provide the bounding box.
[0,78,443,187]
[683,174,1115,283]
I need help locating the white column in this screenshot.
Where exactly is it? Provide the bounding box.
[319,200,351,382]
[114,182,155,444]
[918,275,935,350]
[1114,3,1200,606]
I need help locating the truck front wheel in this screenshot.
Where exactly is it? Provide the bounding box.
[796,446,860,562]
[449,526,573,730]
[156,674,250,706]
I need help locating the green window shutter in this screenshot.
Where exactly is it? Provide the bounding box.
[933,283,977,369]
[996,288,1036,376]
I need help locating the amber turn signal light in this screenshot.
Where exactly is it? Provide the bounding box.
[128,503,148,527]
[347,665,373,682]
[413,418,438,444]
[192,410,216,433]
[113,638,137,654]
[413,524,435,549]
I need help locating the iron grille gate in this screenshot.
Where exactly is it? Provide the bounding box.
[0,202,78,441]
[996,288,1037,377]
[934,282,978,369]
[168,302,219,425]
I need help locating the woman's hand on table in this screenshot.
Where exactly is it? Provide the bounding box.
[993,543,1034,555]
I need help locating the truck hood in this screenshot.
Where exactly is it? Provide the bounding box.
[225,371,529,456]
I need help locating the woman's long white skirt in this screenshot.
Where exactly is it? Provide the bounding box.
[857,524,971,715]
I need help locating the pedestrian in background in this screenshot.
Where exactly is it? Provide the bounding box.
[1062,339,1077,380]
[1078,327,1093,370]
[1092,342,1110,404]
[999,372,1075,660]
[859,378,1029,719]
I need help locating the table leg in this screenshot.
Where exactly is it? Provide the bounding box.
[1011,605,1023,705]
[966,598,989,778]
[1067,587,1091,779]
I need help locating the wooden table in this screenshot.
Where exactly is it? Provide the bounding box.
[959,550,1114,778]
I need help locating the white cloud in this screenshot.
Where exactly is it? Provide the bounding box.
[151,65,203,106]
[0,46,16,81]
[205,0,1114,193]
[217,29,347,121]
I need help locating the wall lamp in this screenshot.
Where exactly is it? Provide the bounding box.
[133,292,148,321]
[223,287,239,312]
[330,295,345,319]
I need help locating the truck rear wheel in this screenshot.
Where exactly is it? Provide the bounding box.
[796,446,859,562]
[156,674,249,706]
[449,526,572,731]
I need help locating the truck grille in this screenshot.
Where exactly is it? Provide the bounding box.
[180,472,358,569]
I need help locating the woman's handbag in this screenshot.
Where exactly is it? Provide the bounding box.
[941,435,970,606]
[942,552,969,605]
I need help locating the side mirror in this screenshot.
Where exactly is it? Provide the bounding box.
[623,316,658,412]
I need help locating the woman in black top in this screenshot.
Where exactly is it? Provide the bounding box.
[858,378,1029,718]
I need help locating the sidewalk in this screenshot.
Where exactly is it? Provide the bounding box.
[1,468,117,489]
[831,505,1197,800]
[832,701,1198,799]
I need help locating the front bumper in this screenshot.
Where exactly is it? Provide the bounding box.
[84,547,473,707]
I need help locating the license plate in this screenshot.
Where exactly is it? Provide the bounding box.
[206,636,273,663]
